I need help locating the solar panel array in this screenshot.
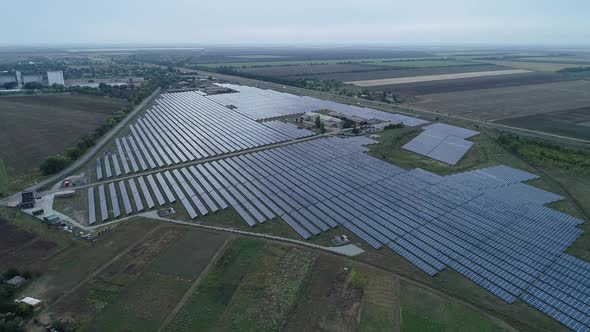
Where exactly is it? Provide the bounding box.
[84,135,588,331]
[261,120,315,139]
[521,254,590,331]
[94,90,316,180]
[207,83,427,126]
[403,123,480,165]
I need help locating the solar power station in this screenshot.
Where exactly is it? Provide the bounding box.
[94,90,317,180]
[81,86,588,331]
[208,83,428,126]
[403,123,479,165]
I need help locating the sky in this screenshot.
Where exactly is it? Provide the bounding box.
[1,0,589,46]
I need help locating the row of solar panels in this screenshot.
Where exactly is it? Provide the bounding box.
[522,254,590,331]
[261,120,316,139]
[207,83,428,126]
[95,91,318,180]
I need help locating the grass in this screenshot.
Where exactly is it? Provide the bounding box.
[82,272,191,332]
[400,281,510,332]
[165,238,266,331]
[366,125,515,176]
[52,188,89,224]
[39,221,228,330]
[359,302,396,331]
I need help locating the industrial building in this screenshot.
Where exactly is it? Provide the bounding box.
[47,70,65,86]
[0,70,65,88]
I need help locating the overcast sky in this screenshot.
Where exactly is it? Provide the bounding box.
[2,0,589,45]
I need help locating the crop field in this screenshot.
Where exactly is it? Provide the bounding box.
[0,94,125,195]
[496,106,590,140]
[290,64,507,82]
[346,69,532,87]
[235,63,387,77]
[406,80,590,122]
[364,71,565,95]
[478,60,587,72]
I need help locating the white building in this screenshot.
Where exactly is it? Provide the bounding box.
[47,70,65,86]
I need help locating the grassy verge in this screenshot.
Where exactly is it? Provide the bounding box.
[400,281,509,332]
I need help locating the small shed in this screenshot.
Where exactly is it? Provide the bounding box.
[16,297,42,308]
[5,276,26,288]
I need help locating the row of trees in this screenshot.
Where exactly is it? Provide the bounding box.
[497,134,590,173]
[39,68,180,175]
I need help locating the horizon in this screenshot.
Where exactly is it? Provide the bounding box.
[1,0,589,45]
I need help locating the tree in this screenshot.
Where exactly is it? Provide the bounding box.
[65,147,82,160]
[320,122,326,134]
[40,156,71,175]
[23,82,44,90]
[315,116,321,129]
[3,82,17,89]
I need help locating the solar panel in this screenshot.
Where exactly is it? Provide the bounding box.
[98,184,108,221]
[137,176,155,208]
[88,187,96,224]
[118,181,133,215]
[108,182,121,218]
[147,174,166,206]
[128,178,144,212]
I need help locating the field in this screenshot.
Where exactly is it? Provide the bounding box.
[496,106,590,141]
[477,60,588,72]
[400,282,510,331]
[0,94,126,196]
[346,69,531,87]
[275,64,507,82]
[405,80,590,137]
[0,208,519,332]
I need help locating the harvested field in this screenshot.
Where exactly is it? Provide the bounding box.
[0,94,125,174]
[495,106,590,140]
[236,63,387,77]
[294,64,507,82]
[369,72,565,95]
[479,60,585,72]
[405,80,590,121]
[347,69,531,87]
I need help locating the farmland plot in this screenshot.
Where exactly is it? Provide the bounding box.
[406,80,590,121]
[347,69,532,87]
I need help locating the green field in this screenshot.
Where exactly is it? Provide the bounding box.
[400,282,509,331]
[0,204,573,332]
